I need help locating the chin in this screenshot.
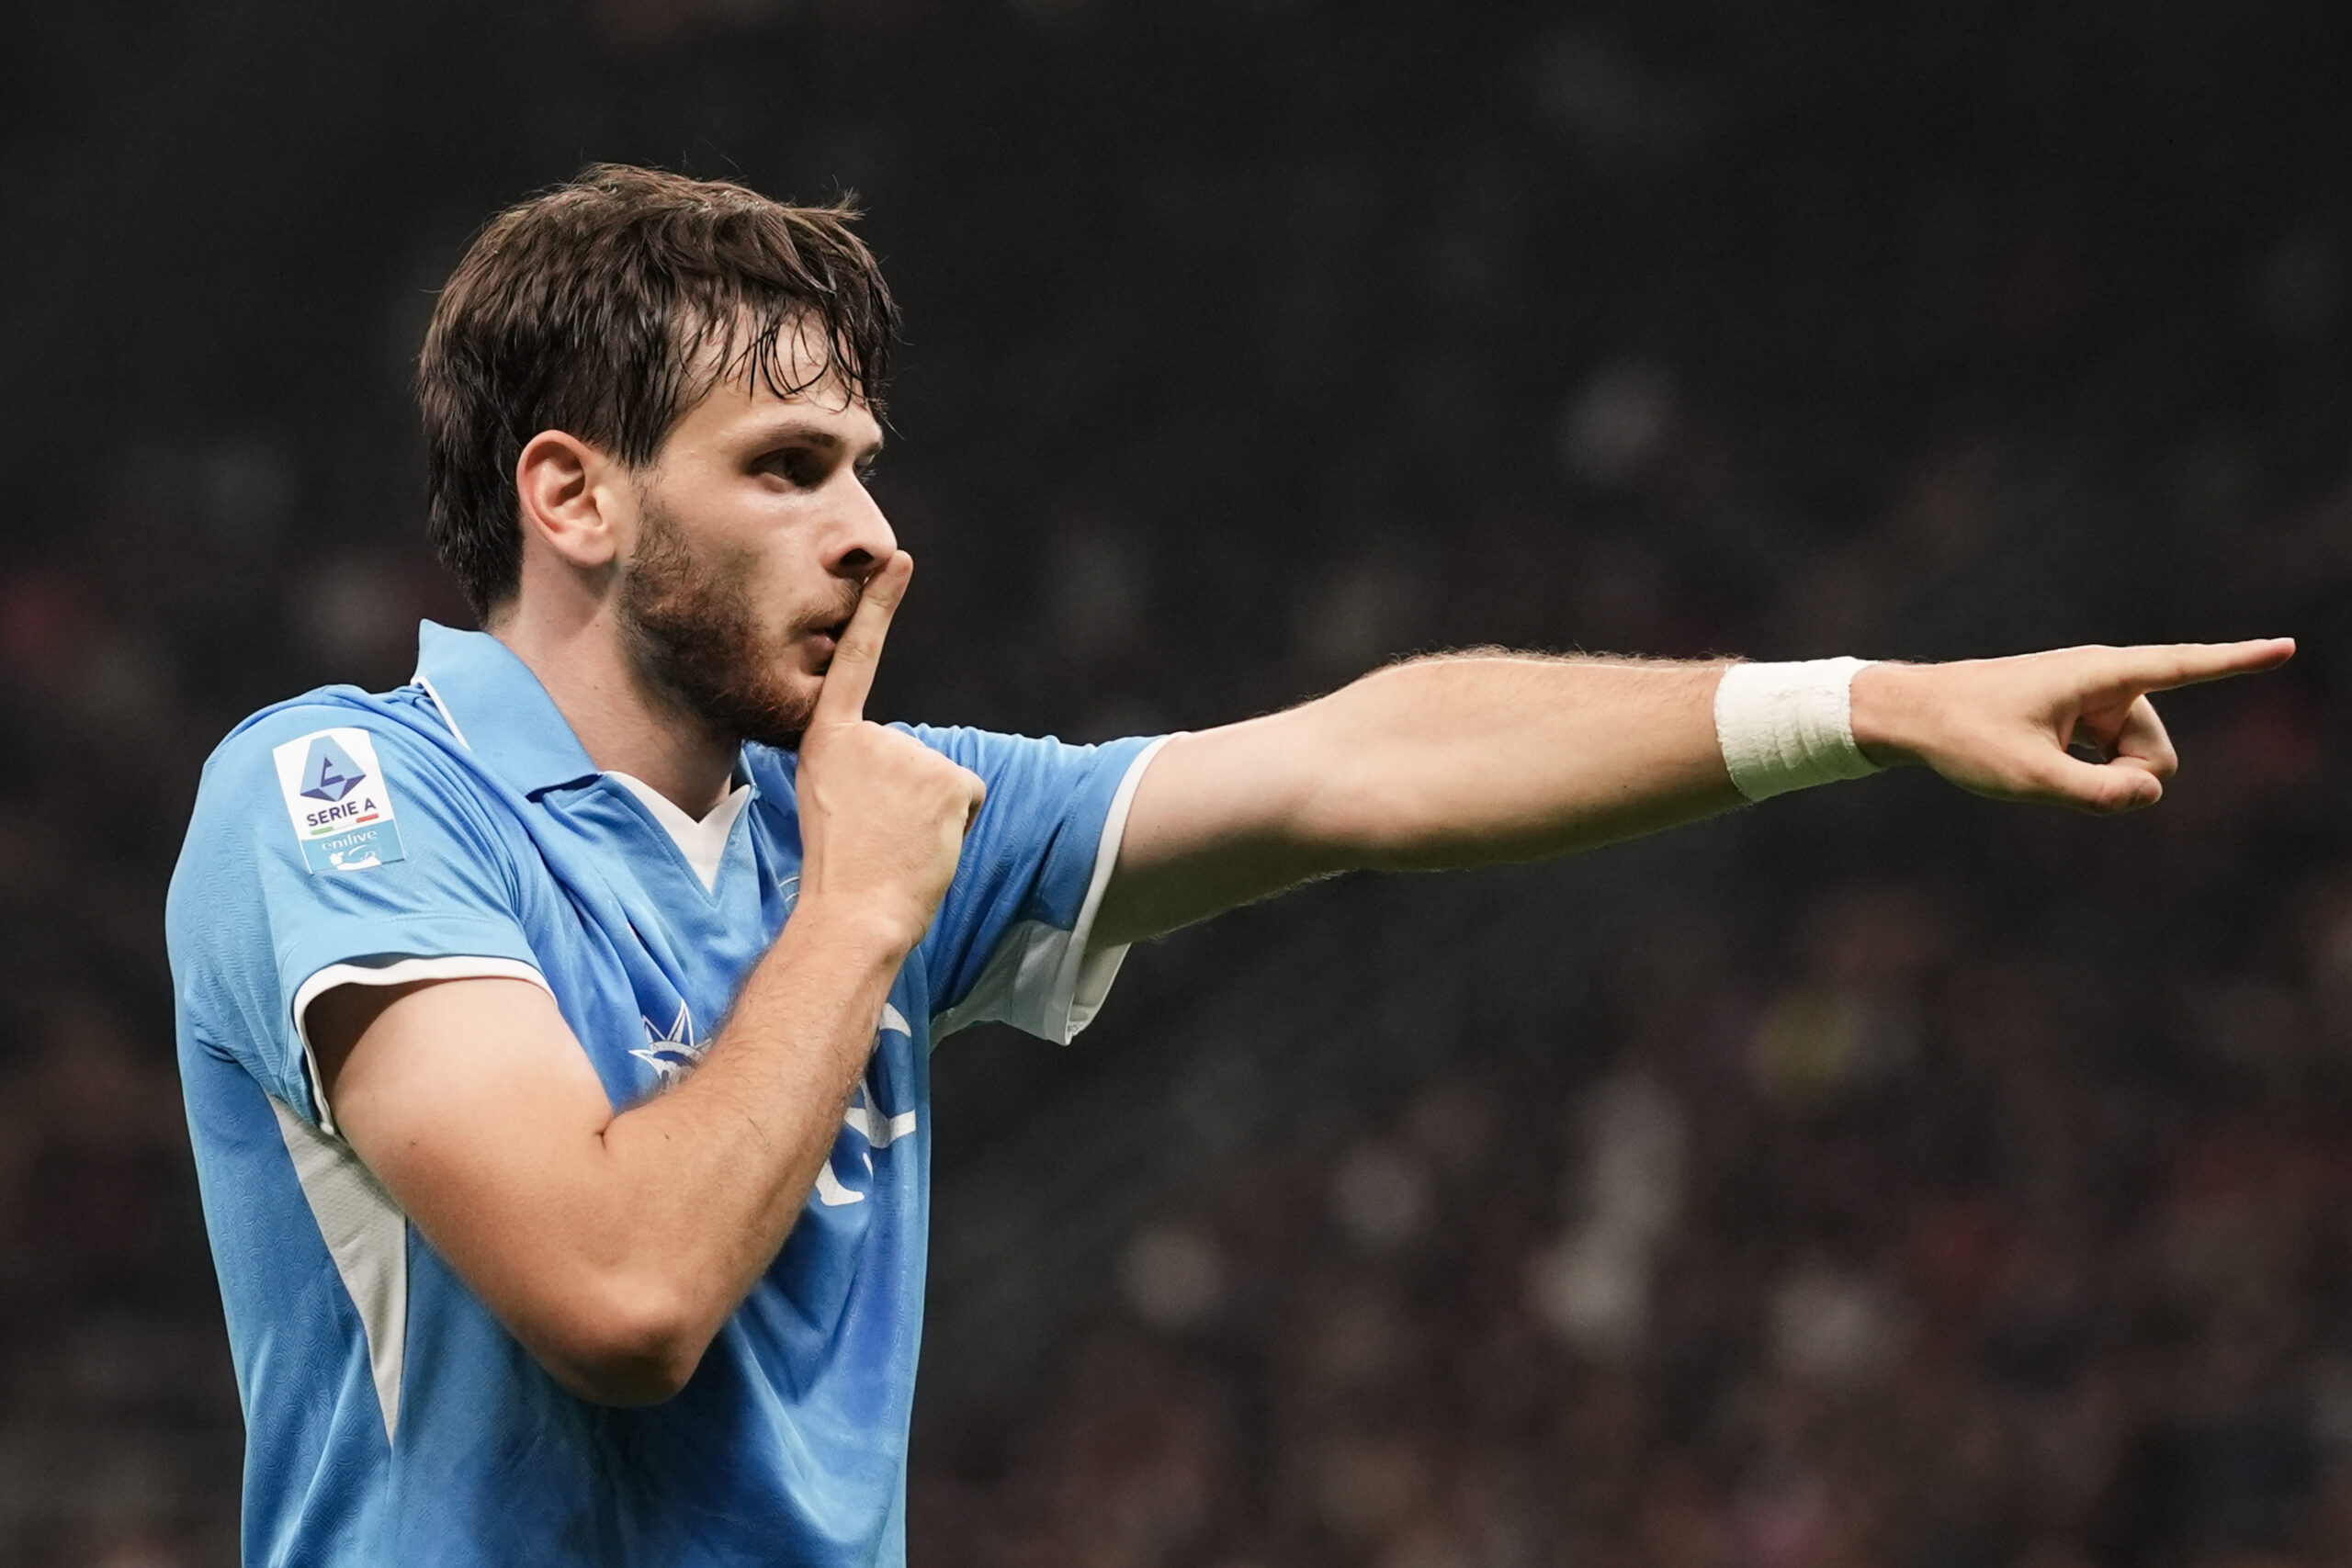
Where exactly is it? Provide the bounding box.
[742,671,822,752]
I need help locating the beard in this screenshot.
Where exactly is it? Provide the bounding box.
[617,498,837,751]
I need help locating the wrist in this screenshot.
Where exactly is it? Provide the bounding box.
[1845,660,1928,770]
[1713,657,1887,802]
[784,891,931,964]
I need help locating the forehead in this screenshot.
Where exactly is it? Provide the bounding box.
[668,312,882,448]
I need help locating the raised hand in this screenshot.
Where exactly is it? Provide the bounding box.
[1850,639,2297,814]
[794,552,989,950]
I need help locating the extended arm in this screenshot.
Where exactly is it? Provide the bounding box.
[308,554,981,1405]
[1092,639,2295,948]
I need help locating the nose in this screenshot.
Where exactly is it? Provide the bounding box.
[822,470,899,582]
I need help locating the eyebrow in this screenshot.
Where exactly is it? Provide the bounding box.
[745,416,883,460]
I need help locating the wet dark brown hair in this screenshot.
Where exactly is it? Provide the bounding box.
[419,164,898,619]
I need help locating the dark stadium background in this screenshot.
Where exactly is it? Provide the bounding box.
[5,1,2351,1563]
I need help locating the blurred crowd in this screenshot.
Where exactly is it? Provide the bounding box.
[3,0,2350,1563]
[915,852,2352,1568]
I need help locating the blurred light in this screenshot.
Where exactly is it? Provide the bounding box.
[76,634,172,729]
[0,570,92,683]
[1120,1223,1225,1332]
[1531,29,1707,173]
[1529,1073,1690,1358]
[200,439,294,549]
[1296,556,1419,673]
[91,1540,187,1568]
[1751,987,1918,1107]
[1576,1071,1686,1245]
[1555,358,1676,488]
[295,557,424,669]
[1330,1142,1431,1253]
[1527,1230,1649,1358]
[2307,1355,2352,1453]
[1045,520,1144,657]
[1769,1265,1904,1384]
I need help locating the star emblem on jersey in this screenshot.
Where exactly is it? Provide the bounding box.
[298,735,368,802]
[632,1003,708,1090]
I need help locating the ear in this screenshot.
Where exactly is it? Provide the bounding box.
[514,430,628,571]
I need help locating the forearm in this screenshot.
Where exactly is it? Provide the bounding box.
[1305,652,1743,870]
[1099,651,1747,944]
[336,898,913,1405]
[586,900,907,1366]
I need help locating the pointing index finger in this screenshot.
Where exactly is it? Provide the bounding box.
[811,552,912,728]
[2106,637,2296,694]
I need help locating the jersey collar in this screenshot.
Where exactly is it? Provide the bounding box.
[412,621,602,798]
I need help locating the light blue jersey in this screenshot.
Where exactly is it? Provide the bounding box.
[166,623,1164,1568]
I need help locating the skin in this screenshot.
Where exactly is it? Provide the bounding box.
[1090,639,2293,945]
[310,320,2293,1404]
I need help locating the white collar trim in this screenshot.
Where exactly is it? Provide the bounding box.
[607,773,752,894]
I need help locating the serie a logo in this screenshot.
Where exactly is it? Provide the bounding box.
[299,736,384,831]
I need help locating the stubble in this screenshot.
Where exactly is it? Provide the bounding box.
[617,498,821,751]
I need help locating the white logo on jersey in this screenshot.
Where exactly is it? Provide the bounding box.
[631,1003,708,1090]
[813,1004,918,1208]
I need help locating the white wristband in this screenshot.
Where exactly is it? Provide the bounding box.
[1713,658,1883,802]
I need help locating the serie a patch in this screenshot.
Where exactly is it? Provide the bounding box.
[271,728,409,874]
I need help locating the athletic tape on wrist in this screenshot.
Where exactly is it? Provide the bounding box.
[1713,657,1883,802]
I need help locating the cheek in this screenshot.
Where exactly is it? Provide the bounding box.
[745,541,831,625]
[691,526,794,622]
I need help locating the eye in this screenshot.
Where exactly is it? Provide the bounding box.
[760,447,828,489]
[854,458,880,490]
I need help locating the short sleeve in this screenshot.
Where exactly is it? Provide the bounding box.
[166,706,548,1130]
[910,728,1170,1044]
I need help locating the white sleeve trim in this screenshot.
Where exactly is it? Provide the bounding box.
[290,955,553,1135]
[932,734,1177,1046]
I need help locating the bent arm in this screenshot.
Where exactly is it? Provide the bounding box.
[311,901,910,1405]
[309,550,981,1406]
[1092,638,2297,949]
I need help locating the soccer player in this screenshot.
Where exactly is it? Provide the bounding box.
[165,165,2290,1567]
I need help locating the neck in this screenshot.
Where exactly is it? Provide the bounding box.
[488,592,738,818]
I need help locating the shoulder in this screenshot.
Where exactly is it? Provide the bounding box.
[736,726,1092,790]
[176,684,519,911]
[902,727,1169,861]
[194,685,484,822]
[889,724,1126,777]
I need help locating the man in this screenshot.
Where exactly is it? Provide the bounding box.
[165,164,2289,1567]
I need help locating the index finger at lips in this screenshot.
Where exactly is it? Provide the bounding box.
[811,552,913,728]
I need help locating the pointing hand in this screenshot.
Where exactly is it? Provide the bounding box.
[1850,639,2297,814]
